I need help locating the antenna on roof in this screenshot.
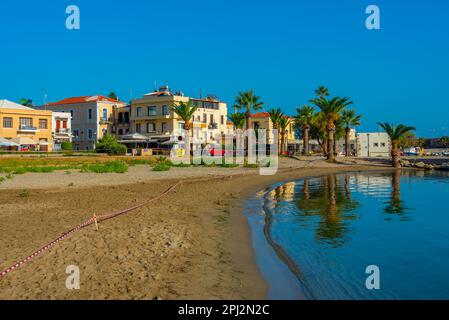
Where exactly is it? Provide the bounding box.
[153,81,157,92]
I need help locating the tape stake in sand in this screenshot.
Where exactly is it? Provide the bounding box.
[93,214,99,231]
[0,181,182,279]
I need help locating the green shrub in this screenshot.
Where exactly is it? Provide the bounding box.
[0,176,5,184]
[13,167,27,175]
[19,190,29,197]
[96,134,127,155]
[61,141,73,151]
[152,163,171,171]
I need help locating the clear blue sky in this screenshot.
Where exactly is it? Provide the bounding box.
[1,0,448,137]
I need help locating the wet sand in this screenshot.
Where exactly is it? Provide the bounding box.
[0,158,389,299]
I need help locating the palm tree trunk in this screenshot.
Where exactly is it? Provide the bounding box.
[392,141,400,168]
[281,132,286,154]
[345,127,350,157]
[303,125,309,155]
[327,124,335,161]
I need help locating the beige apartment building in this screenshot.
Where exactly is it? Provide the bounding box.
[0,99,53,151]
[131,86,228,144]
[249,112,296,145]
[38,95,126,150]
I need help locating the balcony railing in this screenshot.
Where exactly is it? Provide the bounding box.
[18,125,38,132]
[55,128,71,134]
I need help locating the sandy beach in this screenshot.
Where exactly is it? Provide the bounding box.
[0,157,389,299]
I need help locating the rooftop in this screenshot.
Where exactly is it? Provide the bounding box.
[46,95,123,106]
[0,99,34,110]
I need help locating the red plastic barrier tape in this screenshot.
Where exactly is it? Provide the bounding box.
[0,181,181,278]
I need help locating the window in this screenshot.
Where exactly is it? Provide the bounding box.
[203,113,207,123]
[148,106,157,116]
[73,129,80,139]
[161,122,167,133]
[220,115,224,125]
[136,107,142,117]
[70,110,74,120]
[19,117,32,127]
[210,114,214,124]
[39,119,48,129]
[162,105,169,116]
[381,142,386,147]
[136,123,141,133]
[178,122,185,130]
[88,109,93,120]
[373,143,379,147]
[118,129,123,135]
[3,117,12,128]
[88,129,93,140]
[147,122,156,132]
[102,108,108,121]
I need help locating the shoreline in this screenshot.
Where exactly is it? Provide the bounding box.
[0,160,391,299]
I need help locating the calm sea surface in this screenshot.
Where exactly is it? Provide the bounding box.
[246,170,449,300]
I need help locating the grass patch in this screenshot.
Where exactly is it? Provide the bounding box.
[19,190,29,198]
[80,161,128,174]
[152,163,171,171]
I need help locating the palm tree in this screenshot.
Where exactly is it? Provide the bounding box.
[108,92,118,101]
[228,112,246,130]
[268,108,284,152]
[234,90,264,131]
[310,95,353,161]
[315,86,329,99]
[172,101,198,154]
[278,116,291,154]
[341,110,362,157]
[378,123,416,168]
[295,105,315,155]
[440,136,449,148]
[19,98,33,107]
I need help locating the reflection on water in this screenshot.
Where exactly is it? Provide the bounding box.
[263,170,449,299]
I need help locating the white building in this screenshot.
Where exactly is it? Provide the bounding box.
[51,112,72,151]
[357,132,391,157]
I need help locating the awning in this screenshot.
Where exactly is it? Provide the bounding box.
[10,137,37,145]
[0,137,20,147]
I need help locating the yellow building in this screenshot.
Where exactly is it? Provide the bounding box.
[0,100,53,151]
[249,112,295,145]
[131,86,228,144]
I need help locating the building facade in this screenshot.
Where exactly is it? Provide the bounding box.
[357,132,391,157]
[38,95,126,150]
[113,105,131,137]
[51,112,72,151]
[249,112,296,145]
[0,99,53,151]
[131,86,228,144]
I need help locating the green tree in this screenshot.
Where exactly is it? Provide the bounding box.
[172,101,198,155]
[267,108,284,153]
[341,109,361,157]
[228,112,246,130]
[108,92,118,101]
[234,90,264,131]
[295,105,315,155]
[19,98,33,107]
[310,93,353,161]
[315,86,329,99]
[440,136,449,148]
[278,116,291,154]
[378,123,416,168]
[96,134,127,155]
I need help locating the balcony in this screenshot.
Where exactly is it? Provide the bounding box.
[99,119,113,125]
[55,128,71,135]
[18,125,38,133]
[208,123,218,130]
